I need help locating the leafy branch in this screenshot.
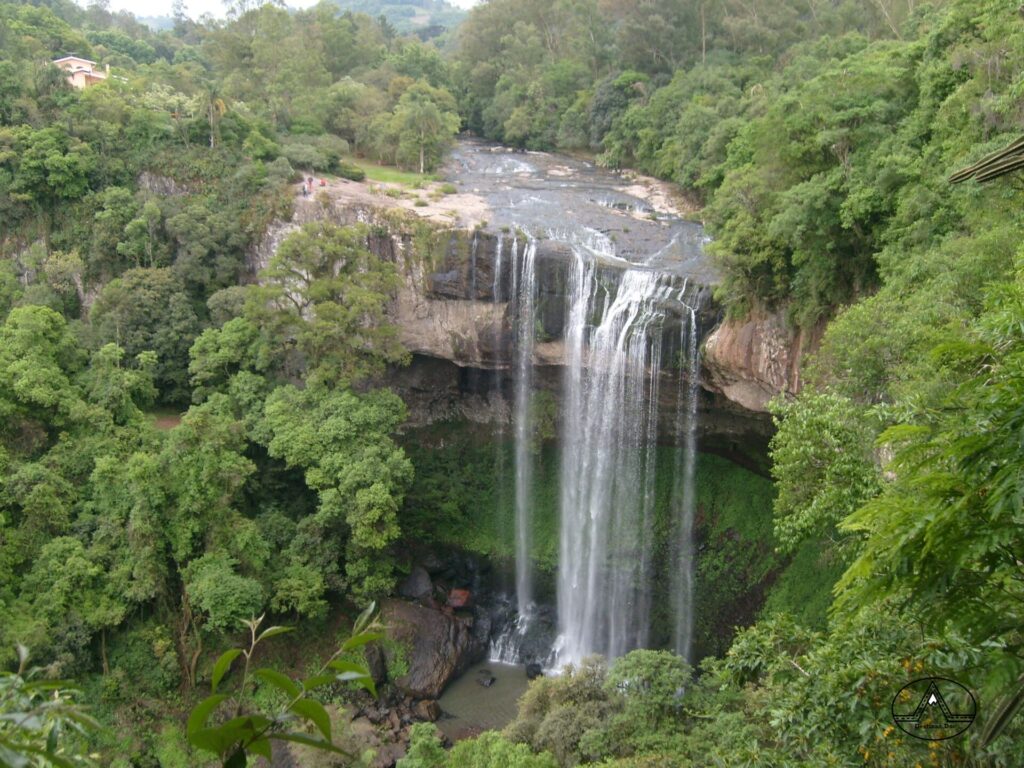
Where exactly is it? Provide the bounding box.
[186,603,381,767]
[0,645,100,768]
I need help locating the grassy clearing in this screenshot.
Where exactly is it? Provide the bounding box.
[351,159,436,185]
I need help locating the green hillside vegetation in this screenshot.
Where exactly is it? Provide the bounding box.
[2,0,1024,765]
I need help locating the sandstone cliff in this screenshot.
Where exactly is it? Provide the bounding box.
[702,309,824,412]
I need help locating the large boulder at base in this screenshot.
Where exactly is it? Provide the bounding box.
[398,566,433,601]
[382,598,487,699]
[414,699,442,722]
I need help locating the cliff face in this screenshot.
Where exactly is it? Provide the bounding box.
[249,186,776,464]
[702,309,823,412]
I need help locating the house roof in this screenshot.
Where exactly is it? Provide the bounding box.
[53,55,96,66]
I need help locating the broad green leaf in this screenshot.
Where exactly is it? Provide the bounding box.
[248,737,273,759]
[353,602,377,635]
[335,671,376,697]
[211,648,243,693]
[0,713,43,730]
[188,727,238,755]
[272,731,351,756]
[21,679,73,693]
[301,674,336,691]
[59,708,103,731]
[341,631,383,653]
[0,741,31,768]
[218,714,273,736]
[253,669,301,699]
[256,626,294,644]
[225,747,247,768]
[187,694,228,735]
[327,659,370,676]
[290,698,331,741]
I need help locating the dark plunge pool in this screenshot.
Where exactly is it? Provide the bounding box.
[436,661,530,741]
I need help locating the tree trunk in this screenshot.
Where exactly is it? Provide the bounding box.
[101,629,109,675]
[176,590,202,689]
[419,144,425,175]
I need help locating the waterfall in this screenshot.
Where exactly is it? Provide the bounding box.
[489,233,539,665]
[671,308,700,663]
[511,234,537,618]
[490,228,704,670]
[468,230,479,300]
[491,233,509,554]
[553,256,688,666]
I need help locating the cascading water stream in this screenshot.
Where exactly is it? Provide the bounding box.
[554,257,690,666]
[671,308,700,663]
[491,233,509,557]
[450,141,715,670]
[489,233,539,665]
[511,234,537,618]
[490,228,704,670]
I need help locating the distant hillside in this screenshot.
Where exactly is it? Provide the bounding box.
[137,15,173,30]
[332,0,465,39]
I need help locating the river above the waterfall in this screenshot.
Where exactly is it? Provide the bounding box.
[442,139,715,282]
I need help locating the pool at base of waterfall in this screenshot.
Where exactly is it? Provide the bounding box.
[436,661,530,741]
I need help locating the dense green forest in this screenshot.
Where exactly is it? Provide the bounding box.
[2,0,1024,765]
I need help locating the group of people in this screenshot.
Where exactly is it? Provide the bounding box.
[301,176,326,196]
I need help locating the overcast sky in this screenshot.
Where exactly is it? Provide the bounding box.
[107,0,479,21]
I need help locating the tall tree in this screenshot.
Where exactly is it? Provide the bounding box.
[388,80,460,173]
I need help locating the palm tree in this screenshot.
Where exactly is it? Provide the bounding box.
[200,80,227,149]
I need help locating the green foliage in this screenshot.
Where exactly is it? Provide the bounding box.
[397,722,446,768]
[380,637,410,681]
[89,268,200,404]
[504,656,616,765]
[4,0,1024,765]
[768,392,880,554]
[252,221,408,388]
[0,645,99,767]
[603,650,689,730]
[183,553,264,635]
[836,265,1024,695]
[385,81,460,173]
[263,385,413,603]
[449,730,557,768]
[187,606,380,767]
[467,608,1024,767]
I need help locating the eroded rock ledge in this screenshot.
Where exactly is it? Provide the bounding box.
[249,184,780,457]
[702,309,824,413]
